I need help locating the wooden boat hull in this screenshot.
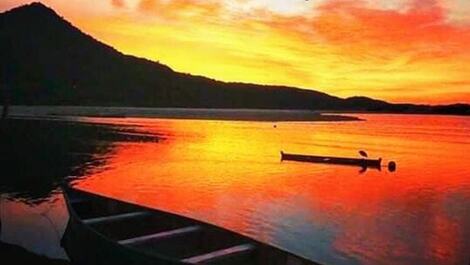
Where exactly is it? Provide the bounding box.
[61,186,322,265]
[61,218,166,265]
[281,151,381,169]
[61,189,179,265]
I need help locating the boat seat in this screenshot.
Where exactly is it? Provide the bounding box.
[83,211,151,225]
[181,243,255,264]
[118,225,202,246]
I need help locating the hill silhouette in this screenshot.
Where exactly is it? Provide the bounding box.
[1,3,469,115]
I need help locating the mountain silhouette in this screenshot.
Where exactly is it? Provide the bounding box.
[1,3,469,114]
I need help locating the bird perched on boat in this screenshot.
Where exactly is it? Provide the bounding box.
[359,150,368,157]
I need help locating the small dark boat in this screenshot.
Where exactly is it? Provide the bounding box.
[281,151,382,169]
[61,186,322,265]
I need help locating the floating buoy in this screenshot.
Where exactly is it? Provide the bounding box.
[388,161,397,172]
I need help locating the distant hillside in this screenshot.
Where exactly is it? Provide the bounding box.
[1,3,469,115]
[342,96,470,115]
[0,2,342,109]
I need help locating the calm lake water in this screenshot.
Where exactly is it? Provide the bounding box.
[1,114,469,265]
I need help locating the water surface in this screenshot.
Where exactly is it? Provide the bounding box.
[2,114,469,265]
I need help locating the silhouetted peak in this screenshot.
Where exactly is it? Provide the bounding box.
[3,2,57,16]
[22,2,49,9]
[1,1,69,32]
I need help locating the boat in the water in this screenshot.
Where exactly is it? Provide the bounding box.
[61,186,322,265]
[281,151,382,169]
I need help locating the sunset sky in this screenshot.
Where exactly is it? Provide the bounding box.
[2,0,470,104]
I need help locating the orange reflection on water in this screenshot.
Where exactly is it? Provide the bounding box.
[76,115,470,265]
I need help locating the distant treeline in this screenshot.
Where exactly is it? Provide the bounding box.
[1,3,469,115]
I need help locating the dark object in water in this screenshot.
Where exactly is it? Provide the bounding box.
[387,161,397,172]
[61,186,322,265]
[281,151,382,169]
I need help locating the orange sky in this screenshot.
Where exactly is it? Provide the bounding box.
[2,0,470,104]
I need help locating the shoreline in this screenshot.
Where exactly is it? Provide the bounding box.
[8,106,361,122]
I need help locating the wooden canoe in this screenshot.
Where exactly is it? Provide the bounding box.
[281,151,382,169]
[61,186,322,265]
